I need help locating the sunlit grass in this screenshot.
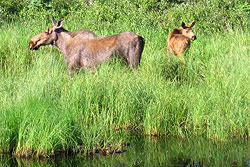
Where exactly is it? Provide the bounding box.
[0,17,249,157]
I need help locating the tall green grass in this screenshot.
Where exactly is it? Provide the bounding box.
[0,1,250,157]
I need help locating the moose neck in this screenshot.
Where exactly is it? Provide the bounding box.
[54,28,72,55]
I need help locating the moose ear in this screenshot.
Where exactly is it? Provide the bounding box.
[181,22,186,28]
[190,21,195,27]
[56,20,64,29]
[52,17,57,26]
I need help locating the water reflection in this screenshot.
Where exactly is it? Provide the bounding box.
[1,137,249,167]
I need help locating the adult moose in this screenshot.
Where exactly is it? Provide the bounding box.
[29,18,145,76]
[167,21,196,65]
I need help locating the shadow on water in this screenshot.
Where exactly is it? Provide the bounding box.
[1,136,250,167]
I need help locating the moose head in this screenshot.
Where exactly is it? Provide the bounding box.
[180,21,196,40]
[29,18,64,50]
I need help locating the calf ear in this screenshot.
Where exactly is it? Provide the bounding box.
[181,22,186,28]
[189,21,195,27]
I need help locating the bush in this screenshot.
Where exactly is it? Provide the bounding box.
[1,0,249,32]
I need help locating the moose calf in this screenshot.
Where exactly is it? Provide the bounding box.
[167,21,196,65]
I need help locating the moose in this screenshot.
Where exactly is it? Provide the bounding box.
[29,18,145,76]
[167,21,196,65]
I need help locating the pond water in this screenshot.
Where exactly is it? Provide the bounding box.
[1,136,250,167]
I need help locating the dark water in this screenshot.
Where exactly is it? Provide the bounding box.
[1,137,250,167]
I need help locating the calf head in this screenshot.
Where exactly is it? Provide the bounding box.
[180,21,196,40]
[29,18,64,50]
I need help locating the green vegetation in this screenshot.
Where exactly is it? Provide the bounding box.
[0,0,250,158]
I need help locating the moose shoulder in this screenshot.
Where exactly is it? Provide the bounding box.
[29,18,145,76]
[167,21,196,65]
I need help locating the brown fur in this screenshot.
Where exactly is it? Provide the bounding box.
[167,21,196,65]
[29,18,145,76]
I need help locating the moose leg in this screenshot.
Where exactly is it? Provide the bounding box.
[69,69,75,77]
[128,55,140,69]
[127,38,144,69]
[167,51,171,63]
[81,64,96,73]
[67,63,77,77]
[177,54,186,66]
[86,66,96,73]
[167,47,177,64]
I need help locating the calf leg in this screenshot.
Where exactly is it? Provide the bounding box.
[177,54,186,66]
